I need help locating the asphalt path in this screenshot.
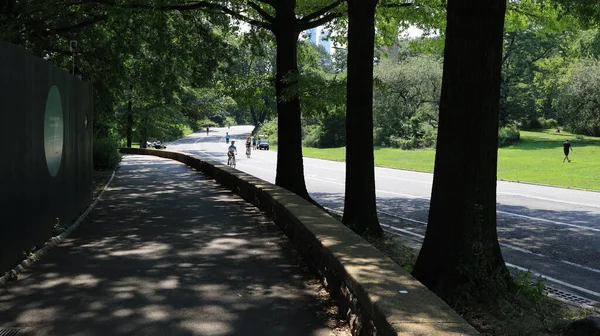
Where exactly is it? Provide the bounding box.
[169,126,600,309]
[0,155,346,335]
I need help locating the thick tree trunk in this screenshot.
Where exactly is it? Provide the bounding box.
[412,0,514,302]
[250,105,258,125]
[342,0,383,237]
[126,84,133,147]
[126,102,133,148]
[273,4,310,200]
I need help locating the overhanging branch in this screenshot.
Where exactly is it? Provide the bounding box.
[248,1,275,22]
[299,12,342,31]
[86,0,273,30]
[381,0,414,8]
[299,0,343,24]
[42,14,108,36]
[161,2,273,30]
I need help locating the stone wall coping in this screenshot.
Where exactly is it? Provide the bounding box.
[120,148,479,336]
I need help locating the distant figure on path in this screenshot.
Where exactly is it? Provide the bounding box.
[225,132,230,144]
[206,127,209,135]
[252,135,257,149]
[563,140,573,163]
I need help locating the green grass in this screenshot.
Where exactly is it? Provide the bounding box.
[296,130,600,191]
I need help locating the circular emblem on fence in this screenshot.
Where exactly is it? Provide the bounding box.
[44,85,64,177]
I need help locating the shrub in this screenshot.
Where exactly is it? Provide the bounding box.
[544,118,559,129]
[498,125,520,147]
[94,135,121,170]
[224,116,237,127]
[163,124,193,142]
[302,125,321,147]
[197,118,219,129]
[532,117,559,130]
[257,118,278,145]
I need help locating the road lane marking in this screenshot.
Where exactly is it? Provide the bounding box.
[498,192,600,209]
[376,209,600,275]
[497,210,600,232]
[380,221,600,300]
[381,223,425,239]
[379,216,600,300]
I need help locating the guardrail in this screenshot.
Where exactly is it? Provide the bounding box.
[120,148,479,336]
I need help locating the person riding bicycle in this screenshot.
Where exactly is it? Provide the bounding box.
[225,132,230,144]
[228,141,237,159]
[245,137,252,157]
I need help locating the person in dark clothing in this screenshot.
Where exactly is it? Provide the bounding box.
[563,140,573,163]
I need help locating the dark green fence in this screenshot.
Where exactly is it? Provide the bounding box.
[0,41,93,273]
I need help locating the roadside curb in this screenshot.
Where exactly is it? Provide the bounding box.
[0,170,116,287]
[302,155,600,194]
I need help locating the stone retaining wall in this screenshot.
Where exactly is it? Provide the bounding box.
[120,148,479,336]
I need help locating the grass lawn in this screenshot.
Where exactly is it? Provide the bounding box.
[295,130,600,191]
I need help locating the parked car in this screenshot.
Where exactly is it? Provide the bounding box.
[146,140,166,149]
[257,139,269,150]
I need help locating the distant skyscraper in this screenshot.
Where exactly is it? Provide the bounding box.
[319,28,332,54]
[307,28,318,45]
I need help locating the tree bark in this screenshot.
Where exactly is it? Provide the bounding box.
[250,105,258,126]
[411,0,514,302]
[273,1,310,200]
[342,0,383,237]
[126,85,133,148]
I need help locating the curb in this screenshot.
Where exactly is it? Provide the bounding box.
[0,170,116,287]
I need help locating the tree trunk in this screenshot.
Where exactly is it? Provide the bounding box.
[250,105,258,126]
[273,4,310,200]
[412,0,514,302]
[126,84,133,148]
[342,0,383,237]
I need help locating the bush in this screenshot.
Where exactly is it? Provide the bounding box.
[224,116,237,127]
[258,118,278,145]
[197,118,219,129]
[302,125,321,147]
[544,118,559,129]
[531,117,559,130]
[163,124,193,142]
[498,125,520,147]
[94,135,121,170]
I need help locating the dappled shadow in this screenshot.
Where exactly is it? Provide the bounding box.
[310,191,600,268]
[307,191,600,298]
[266,193,478,334]
[0,155,337,336]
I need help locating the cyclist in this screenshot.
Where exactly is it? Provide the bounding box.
[227,141,237,167]
[225,132,230,144]
[245,137,252,158]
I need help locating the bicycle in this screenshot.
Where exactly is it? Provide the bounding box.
[227,153,236,168]
[246,146,251,158]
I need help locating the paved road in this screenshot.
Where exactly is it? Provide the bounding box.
[169,126,600,309]
[0,155,347,336]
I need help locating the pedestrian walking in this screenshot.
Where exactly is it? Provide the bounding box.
[563,139,573,163]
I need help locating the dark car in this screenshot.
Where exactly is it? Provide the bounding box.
[257,139,269,150]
